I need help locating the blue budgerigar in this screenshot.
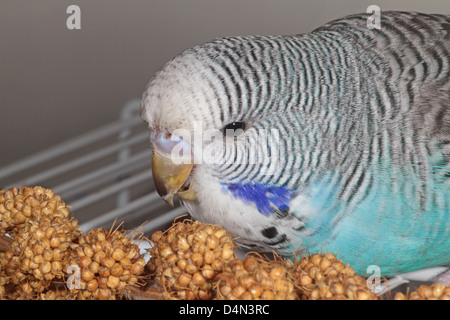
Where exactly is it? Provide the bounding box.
[141,11,450,276]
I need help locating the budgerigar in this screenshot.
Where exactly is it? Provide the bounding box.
[141,11,450,276]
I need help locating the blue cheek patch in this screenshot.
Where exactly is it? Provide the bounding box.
[222,182,295,216]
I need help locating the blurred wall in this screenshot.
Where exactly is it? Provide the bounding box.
[1,0,449,168]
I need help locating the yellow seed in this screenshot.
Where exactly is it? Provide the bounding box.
[14,212,26,224]
[233,285,246,298]
[298,273,313,286]
[182,289,195,300]
[260,277,274,290]
[99,266,111,277]
[194,230,208,243]
[213,229,227,240]
[21,282,33,295]
[191,252,204,267]
[120,269,131,281]
[220,284,232,298]
[110,264,124,277]
[80,270,94,283]
[239,274,255,289]
[249,283,263,298]
[24,246,33,259]
[53,248,64,261]
[130,263,144,276]
[186,234,195,246]
[51,261,62,274]
[201,266,215,280]
[23,205,32,217]
[433,285,444,298]
[93,251,106,264]
[394,292,408,300]
[151,231,163,243]
[308,266,321,280]
[211,258,224,271]
[177,236,190,251]
[221,245,234,260]
[112,249,125,261]
[96,231,106,242]
[274,279,290,293]
[5,200,14,210]
[418,285,433,298]
[107,275,120,289]
[135,258,146,267]
[33,243,45,255]
[57,206,70,217]
[198,290,211,300]
[89,261,100,274]
[98,277,108,289]
[319,257,333,271]
[344,266,355,276]
[243,257,259,272]
[163,267,173,278]
[42,248,53,261]
[92,241,103,253]
[178,273,192,286]
[269,266,285,279]
[182,248,193,259]
[39,261,52,274]
[324,252,336,261]
[45,227,56,239]
[325,268,339,278]
[75,246,85,257]
[240,291,253,300]
[193,272,206,287]
[177,258,187,270]
[261,290,275,300]
[185,261,198,275]
[311,254,323,266]
[206,235,219,250]
[120,257,132,269]
[160,247,174,258]
[83,246,94,258]
[204,250,215,265]
[125,247,139,260]
[79,256,92,269]
[41,207,53,215]
[101,257,115,269]
[33,254,44,264]
[330,283,345,295]
[87,279,98,292]
[98,288,110,300]
[356,290,372,300]
[21,258,31,271]
[50,237,61,248]
[254,269,269,283]
[33,268,43,279]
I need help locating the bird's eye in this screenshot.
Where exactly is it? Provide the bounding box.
[222,122,246,137]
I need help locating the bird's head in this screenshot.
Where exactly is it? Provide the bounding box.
[141,39,288,207]
[140,37,321,251]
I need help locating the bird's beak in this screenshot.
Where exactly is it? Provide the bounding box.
[151,131,197,207]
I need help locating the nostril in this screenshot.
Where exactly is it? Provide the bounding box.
[153,130,191,161]
[163,132,172,140]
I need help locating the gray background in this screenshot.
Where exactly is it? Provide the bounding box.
[1,0,449,169]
